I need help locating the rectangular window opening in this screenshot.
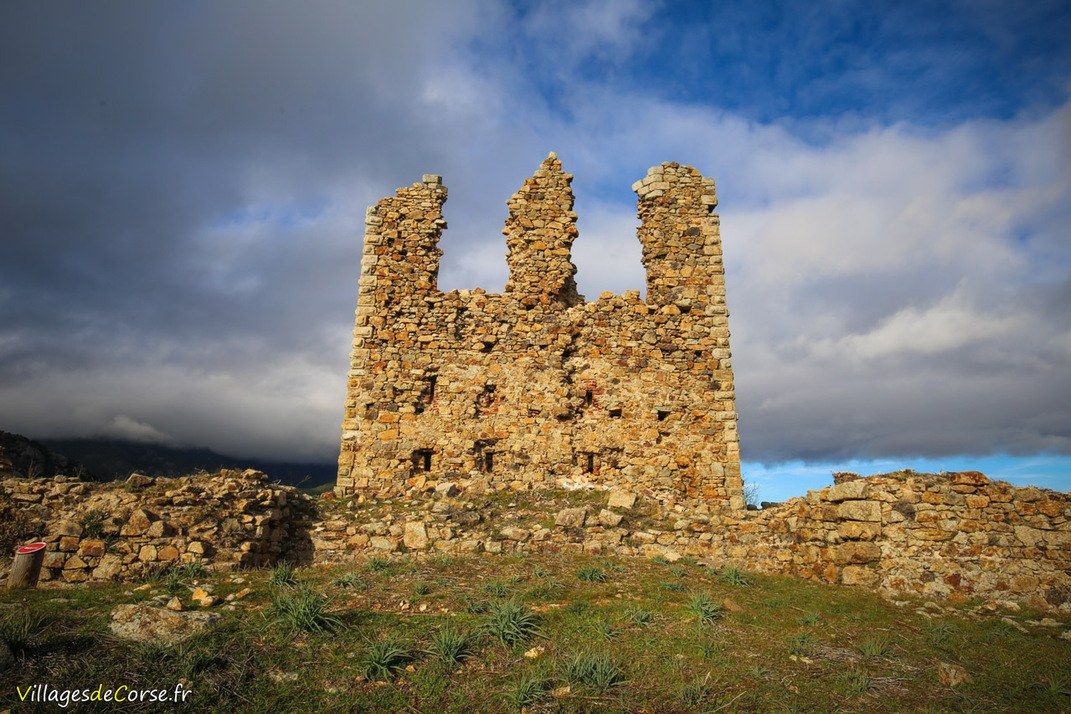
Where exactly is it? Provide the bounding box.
[657,409,670,421]
[609,408,622,418]
[584,390,593,406]
[412,449,433,472]
[584,453,595,474]
[415,375,437,414]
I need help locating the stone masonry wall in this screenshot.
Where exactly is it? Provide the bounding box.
[310,471,1071,610]
[337,155,743,511]
[0,470,302,584]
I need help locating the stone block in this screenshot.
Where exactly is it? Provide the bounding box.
[403,522,429,550]
[555,507,588,528]
[836,500,882,522]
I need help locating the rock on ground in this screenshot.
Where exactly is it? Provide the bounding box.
[109,603,221,645]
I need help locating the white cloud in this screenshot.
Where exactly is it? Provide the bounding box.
[104,416,176,445]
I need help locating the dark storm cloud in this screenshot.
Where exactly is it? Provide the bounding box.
[1,1,1069,467]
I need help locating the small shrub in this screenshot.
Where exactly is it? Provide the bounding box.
[361,637,411,680]
[577,566,608,583]
[269,586,342,633]
[563,651,626,692]
[504,673,548,710]
[720,566,750,587]
[427,626,476,665]
[269,561,297,587]
[332,571,363,589]
[688,593,726,624]
[858,637,891,657]
[484,600,541,646]
[79,509,107,538]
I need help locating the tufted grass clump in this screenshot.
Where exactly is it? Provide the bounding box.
[623,605,654,627]
[269,586,342,633]
[269,561,298,587]
[412,581,432,597]
[484,600,541,646]
[366,557,391,573]
[361,637,411,681]
[563,651,626,692]
[788,633,815,656]
[427,626,477,665]
[504,672,549,710]
[688,593,726,624]
[577,566,608,583]
[79,509,108,538]
[720,566,750,587]
[482,580,511,598]
[331,571,363,589]
[0,611,49,658]
[858,637,892,657]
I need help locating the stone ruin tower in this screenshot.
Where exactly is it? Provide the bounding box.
[337,154,745,512]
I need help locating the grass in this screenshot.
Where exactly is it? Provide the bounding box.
[577,566,608,582]
[687,593,726,624]
[268,586,343,633]
[563,651,626,692]
[332,570,363,589]
[268,561,298,587]
[483,600,541,646]
[361,637,411,681]
[426,626,476,665]
[858,636,892,657]
[1,551,1069,712]
[504,672,548,710]
[720,565,750,587]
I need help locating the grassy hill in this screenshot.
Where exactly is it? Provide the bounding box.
[2,553,1068,712]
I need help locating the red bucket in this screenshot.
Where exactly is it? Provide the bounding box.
[16,542,46,555]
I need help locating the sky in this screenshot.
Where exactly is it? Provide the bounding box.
[1,0,1069,501]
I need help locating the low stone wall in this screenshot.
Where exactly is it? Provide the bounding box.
[0,470,304,583]
[307,471,1070,610]
[4,468,1068,610]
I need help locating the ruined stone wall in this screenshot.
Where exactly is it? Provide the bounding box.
[337,155,743,510]
[311,471,1071,610]
[0,470,302,584]
[728,471,1071,606]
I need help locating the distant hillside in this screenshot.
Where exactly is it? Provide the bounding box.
[0,432,335,489]
[0,430,77,478]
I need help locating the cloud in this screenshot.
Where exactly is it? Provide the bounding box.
[0,1,1068,470]
[103,416,177,446]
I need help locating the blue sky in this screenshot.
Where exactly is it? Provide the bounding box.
[1,1,1068,500]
